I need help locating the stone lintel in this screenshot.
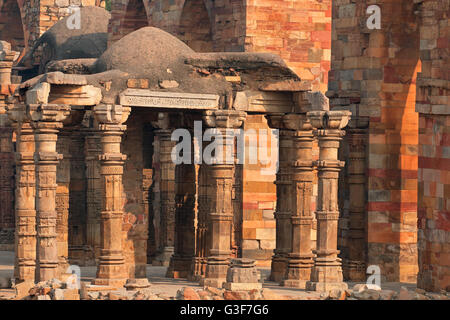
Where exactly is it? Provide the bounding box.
[119,89,220,109]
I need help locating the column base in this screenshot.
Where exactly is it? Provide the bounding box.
[200,277,227,288]
[306,281,348,292]
[152,246,174,266]
[343,260,366,281]
[187,257,205,281]
[200,256,229,288]
[92,278,127,288]
[166,255,192,279]
[223,282,262,291]
[282,279,309,289]
[269,255,287,282]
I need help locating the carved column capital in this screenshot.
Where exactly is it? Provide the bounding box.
[93,104,130,127]
[27,104,71,125]
[6,103,27,124]
[203,110,246,129]
[307,110,351,130]
[283,113,312,131]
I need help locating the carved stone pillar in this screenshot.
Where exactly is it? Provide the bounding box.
[56,130,71,273]
[190,162,208,281]
[0,125,14,234]
[200,110,246,288]
[343,118,368,281]
[68,128,88,265]
[84,126,102,264]
[306,110,351,292]
[8,103,36,282]
[92,104,130,287]
[266,114,293,283]
[28,104,71,282]
[153,113,176,266]
[282,113,314,288]
[167,123,197,278]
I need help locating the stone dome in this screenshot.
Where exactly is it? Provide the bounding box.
[94,27,196,80]
[25,6,110,73]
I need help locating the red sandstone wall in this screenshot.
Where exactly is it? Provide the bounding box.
[329,0,420,282]
[416,0,449,292]
[245,0,331,92]
[241,115,276,266]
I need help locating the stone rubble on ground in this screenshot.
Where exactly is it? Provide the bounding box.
[4,281,448,300]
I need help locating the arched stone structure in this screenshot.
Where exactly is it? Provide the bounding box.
[0,0,25,55]
[107,0,150,46]
[177,0,213,52]
[328,0,421,283]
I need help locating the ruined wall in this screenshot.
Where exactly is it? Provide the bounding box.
[109,0,245,52]
[329,0,420,282]
[416,0,450,292]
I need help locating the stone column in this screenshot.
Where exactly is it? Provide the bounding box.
[190,162,208,281]
[167,124,197,278]
[343,118,369,281]
[56,130,71,273]
[306,110,351,292]
[68,128,88,264]
[0,125,14,234]
[0,41,17,244]
[8,103,37,282]
[84,125,102,263]
[266,114,293,283]
[28,104,71,282]
[92,104,130,287]
[282,113,314,288]
[152,113,176,266]
[200,110,246,288]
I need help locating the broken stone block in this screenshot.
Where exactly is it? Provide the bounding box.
[176,287,200,300]
[224,290,250,300]
[352,283,381,292]
[306,91,330,111]
[124,278,150,291]
[52,288,65,300]
[13,281,35,300]
[159,80,179,89]
[223,258,262,291]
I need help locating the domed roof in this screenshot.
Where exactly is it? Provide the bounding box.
[94,27,196,80]
[40,6,110,60]
[19,6,110,73]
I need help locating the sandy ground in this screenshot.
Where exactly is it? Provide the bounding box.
[0,251,416,298]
